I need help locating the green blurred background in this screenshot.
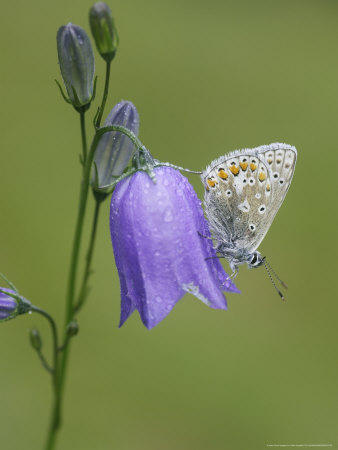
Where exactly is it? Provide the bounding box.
[1,0,337,449]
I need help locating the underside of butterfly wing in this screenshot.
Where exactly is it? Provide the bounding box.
[201,143,297,259]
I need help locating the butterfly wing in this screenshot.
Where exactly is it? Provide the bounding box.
[201,143,297,255]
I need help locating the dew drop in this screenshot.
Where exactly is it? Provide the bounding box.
[163,207,173,223]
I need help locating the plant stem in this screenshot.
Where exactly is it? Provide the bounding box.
[43,120,140,449]
[74,195,104,314]
[30,306,60,450]
[43,60,114,449]
[36,350,54,374]
[80,109,87,164]
[96,61,111,128]
[98,124,145,150]
[31,306,59,384]
[43,117,112,449]
[43,110,91,449]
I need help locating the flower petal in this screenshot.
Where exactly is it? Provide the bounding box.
[110,167,239,329]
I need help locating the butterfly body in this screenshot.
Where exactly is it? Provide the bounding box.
[201,143,297,274]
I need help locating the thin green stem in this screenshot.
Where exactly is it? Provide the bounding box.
[80,109,87,164]
[57,334,70,353]
[43,122,140,450]
[74,196,103,314]
[96,61,111,128]
[45,400,60,450]
[36,350,53,374]
[97,124,145,150]
[44,122,105,450]
[30,306,58,385]
[43,111,91,450]
[30,305,59,450]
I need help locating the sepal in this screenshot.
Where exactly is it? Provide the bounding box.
[0,288,31,323]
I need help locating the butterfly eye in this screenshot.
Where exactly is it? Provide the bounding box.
[251,254,258,265]
[250,252,263,267]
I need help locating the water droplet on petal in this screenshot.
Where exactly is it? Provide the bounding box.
[163,207,173,223]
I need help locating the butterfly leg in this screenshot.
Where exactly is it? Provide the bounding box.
[221,274,237,289]
[229,260,239,277]
[220,266,239,289]
[231,268,239,279]
[197,231,213,240]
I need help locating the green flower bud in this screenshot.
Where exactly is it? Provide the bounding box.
[30,328,42,351]
[89,3,118,62]
[57,23,95,110]
[67,320,79,337]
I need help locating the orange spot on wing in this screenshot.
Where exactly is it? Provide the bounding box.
[207,178,216,187]
[266,183,271,192]
[218,169,228,180]
[229,165,240,176]
[239,162,248,171]
[250,163,257,171]
[267,159,273,165]
[258,172,266,182]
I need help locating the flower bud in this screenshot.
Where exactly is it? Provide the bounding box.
[89,2,118,62]
[30,328,42,351]
[93,101,139,188]
[66,320,79,337]
[57,23,95,109]
[0,288,31,322]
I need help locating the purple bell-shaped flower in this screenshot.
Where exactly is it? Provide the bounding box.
[0,288,31,322]
[110,166,239,329]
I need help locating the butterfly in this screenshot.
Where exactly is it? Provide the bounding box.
[201,143,297,298]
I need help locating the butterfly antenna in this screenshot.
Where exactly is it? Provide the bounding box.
[264,259,288,289]
[262,258,285,301]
